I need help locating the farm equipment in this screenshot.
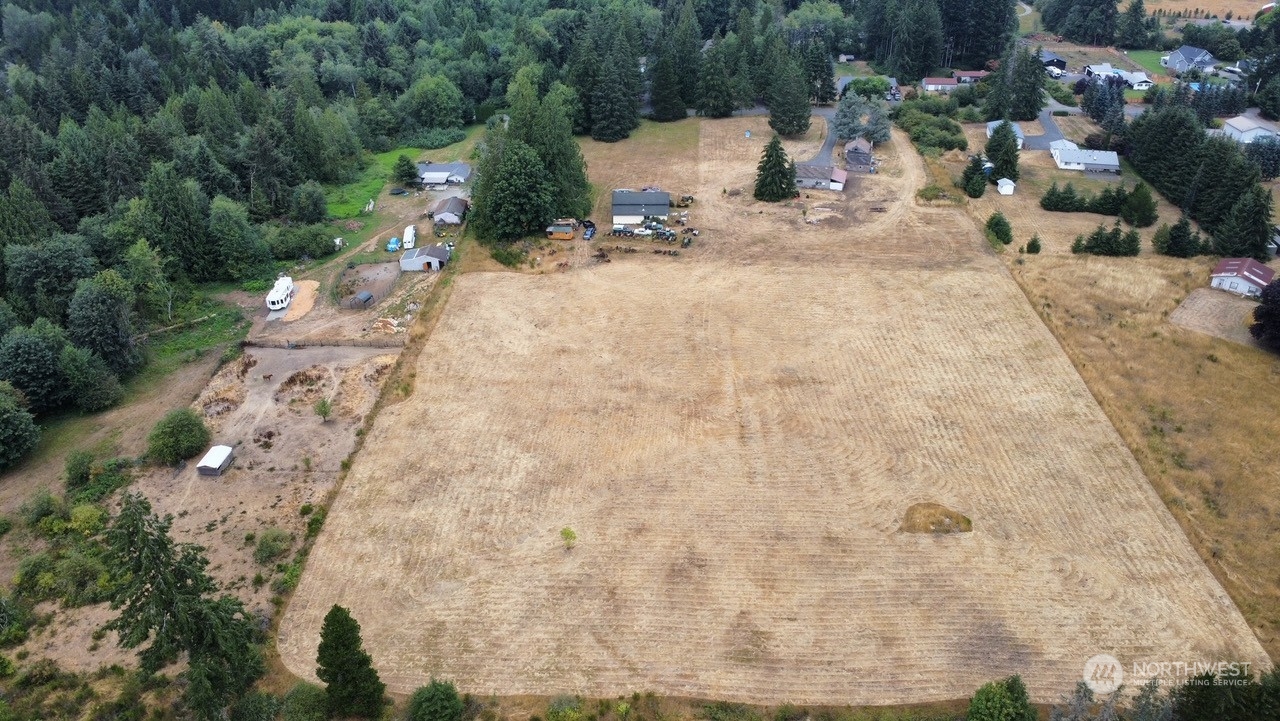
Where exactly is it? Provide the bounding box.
[592,249,611,263]
[675,195,695,207]
[681,237,692,248]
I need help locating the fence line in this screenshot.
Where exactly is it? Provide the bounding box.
[242,335,407,350]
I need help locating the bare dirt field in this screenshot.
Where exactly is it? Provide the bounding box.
[279,119,1268,705]
[1169,287,1260,345]
[10,346,398,672]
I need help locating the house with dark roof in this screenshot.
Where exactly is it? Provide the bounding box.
[845,138,873,173]
[417,162,472,184]
[400,244,451,272]
[1211,258,1274,297]
[431,196,469,224]
[1162,46,1216,74]
[1040,49,1067,71]
[795,164,835,190]
[611,190,670,224]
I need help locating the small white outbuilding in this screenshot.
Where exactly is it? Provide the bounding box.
[196,445,235,476]
[997,178,1016,195]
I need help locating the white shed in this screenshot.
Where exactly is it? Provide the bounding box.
[997,178,1016,195]
[196,445,234,476]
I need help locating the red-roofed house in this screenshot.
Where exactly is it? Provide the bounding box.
[1211,257,1275,297]
[922,77,958,92]
[954,70,990,83]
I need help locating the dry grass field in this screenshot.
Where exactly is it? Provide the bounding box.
[1169,287,1260,345]
[1006,254,1280,661]
[278,118,1269,705]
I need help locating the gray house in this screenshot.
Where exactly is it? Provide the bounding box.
[1162,46,1216,74]
[417,162,472,184]
[611,190,670,224]
[795,164,834,190]
[432,196,469,224]
[844,138,874,173]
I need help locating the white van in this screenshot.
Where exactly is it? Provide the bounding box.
[403,224,417,249]
[266,276,295,311]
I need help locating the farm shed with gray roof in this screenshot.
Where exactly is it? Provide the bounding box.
[611,190,670,224]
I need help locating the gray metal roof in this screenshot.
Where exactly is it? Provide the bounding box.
[422,244,451,261]
[986,120,1024,139]
[1056,148,1120,168]
[611,189,670,216]
[417,162,472,180]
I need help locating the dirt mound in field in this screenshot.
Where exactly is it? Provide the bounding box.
[273,366,330,406]
[899,503,973,534]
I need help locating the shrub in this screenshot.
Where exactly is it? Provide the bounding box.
[1045,82,1077,107]
[20,488,65,528]
[490,245,526,268]
[1027,235,1042,254]
[72,457,133,504]
[147,409,210,465]
[406,128,468,149]
[0,518,12,538]
[254,528,292,564]
[916,185,945,201]
[241,279,271,293]
[985,212,1014,245]
[0,595,30,646]
[231,692,281,721]
[266,223,338,261]
[1052,110,1070,116]
[306,507,327,538]
[546,697,583,721]
[65,450,94,490]
[282,682,327,721]
[407,679,464,721]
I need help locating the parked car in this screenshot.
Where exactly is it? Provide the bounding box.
[633,228,653,236]
[389,187,408,196]
[386,237,401,252]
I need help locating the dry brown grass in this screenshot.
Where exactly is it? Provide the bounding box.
[278,120,1267,706]
[1005,252,1280,661]
[1169,287,1259,345]
[1146,0,1260,18]
[1052,115,1105,145]
[900,503,973,534]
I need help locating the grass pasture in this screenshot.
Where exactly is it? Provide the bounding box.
[278,119,1267,705]
[323,127,484,219]
[1126,49,1170,76]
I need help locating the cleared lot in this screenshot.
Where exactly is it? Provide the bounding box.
[278,120,1268,705]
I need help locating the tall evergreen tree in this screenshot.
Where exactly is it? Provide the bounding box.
[316,605,386,719]
[1213,186,1275,261]
[1116,0,1152,48]
[650,46,687,122]
[804,39,837,104]
[591,59,638,142]
[833,92,867,140]
[67,270,140,377]
[1161,217,1202,257]
[532,84,593,219]
[142,162,212,279]
[672,0,704,106]
[754,136,795,202]
[985,120,1020,182]
[768,58,811,137]
[1120,183,1158,227]
[565,38,601,135]
[698,37,737,118]
[1009,45,1047,121]
[941,0,1018,68]
[0,381,38,472]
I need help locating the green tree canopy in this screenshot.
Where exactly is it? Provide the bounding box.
[650,45,687,122]
[67,269,140,377]
[985,121,1020,183]
[316,605,386,719]
[754,136,796,202]
[0,381,39,472]
[407,679,464,721]
[1251,280,1280,350]
[768,58,812,137]
[147,408,211,465]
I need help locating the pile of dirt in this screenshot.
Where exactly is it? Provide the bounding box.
[234,353,258,379]
[201,386,247,420]
[273,366,329,405]
[284,280,320,321]
[899,503,972,534]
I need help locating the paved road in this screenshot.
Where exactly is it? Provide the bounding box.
[1022,101,1073,150]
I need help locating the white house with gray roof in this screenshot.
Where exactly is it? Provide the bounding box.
[417,162,472,184]
[611,189,670,224]
[1050,141,1121,173]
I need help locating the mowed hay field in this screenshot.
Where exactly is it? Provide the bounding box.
[277,118,1269,705]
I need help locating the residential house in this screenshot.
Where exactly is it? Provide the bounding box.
[1050,141,1121,173]
[431,196,469,225]
[986,120,1025,149]
[1085,64,1153,89]
[922,77,958,92]
[416,162,472,184]
[795,164,834,190]
[1223,115,1277,144]
[954,70,990,84]
[1161,45,1216,74]
[611,189,670,224]
[1040,49,1068,71]
[844,138,874,173]
[1210,257,1274,297]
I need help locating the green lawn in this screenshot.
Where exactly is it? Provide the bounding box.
[1126,50,1167,76]
[1018,6,1042,34]
[322,126,485,219]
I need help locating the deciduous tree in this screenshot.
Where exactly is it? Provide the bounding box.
[67,269,140,377]
[0,381,39,472]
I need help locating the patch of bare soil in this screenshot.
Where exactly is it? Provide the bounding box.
[284,280,320,321]
[338,263,401,308]
[1168,287,1258,346]
[900,503,973,534]
[279,119,1267,706]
